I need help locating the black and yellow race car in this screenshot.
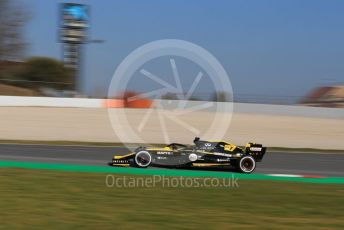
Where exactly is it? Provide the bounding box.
[110,137,266,173]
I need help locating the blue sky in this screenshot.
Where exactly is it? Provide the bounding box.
[24,0,344,100]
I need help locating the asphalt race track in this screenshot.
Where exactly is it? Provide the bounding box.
[0,144,343,177]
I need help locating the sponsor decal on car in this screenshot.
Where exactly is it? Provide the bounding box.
[157,156,168,160]
[250,147,262,151]
[212,152,232,157]
[188,153,198,162]
[157,151,173,155]
[217,158,231,162]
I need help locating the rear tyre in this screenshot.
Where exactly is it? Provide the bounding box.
[237,155,256,173]
[134,151,152,168]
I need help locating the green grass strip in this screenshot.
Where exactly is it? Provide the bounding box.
[1,160,344,184]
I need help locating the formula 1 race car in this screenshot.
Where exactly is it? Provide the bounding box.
[109,137,267,173]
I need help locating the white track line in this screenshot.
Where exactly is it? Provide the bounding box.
[267,174,303,178]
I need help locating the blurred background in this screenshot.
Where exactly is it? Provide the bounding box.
[0,0,343,107]
[1,2,344,229]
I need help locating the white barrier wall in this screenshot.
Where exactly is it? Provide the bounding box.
[155,99,344,119]
[1,96,343,119]
[0,96,343,149]
[0,96,103,108]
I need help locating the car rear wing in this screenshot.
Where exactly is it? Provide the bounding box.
[244,143,267,162]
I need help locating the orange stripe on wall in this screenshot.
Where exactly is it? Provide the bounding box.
[125,99,153,108]
[103,99,153,108]
[103,99,125,108]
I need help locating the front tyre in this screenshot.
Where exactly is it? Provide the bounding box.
[237,155,256,173]
[134,151,152,168]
